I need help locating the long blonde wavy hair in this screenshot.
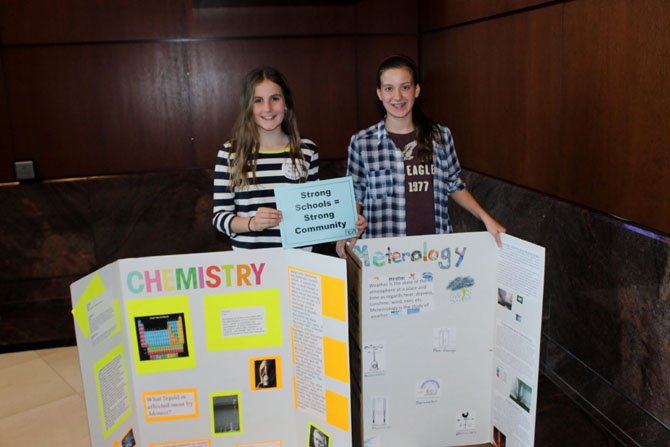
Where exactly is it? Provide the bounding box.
[228,66,306,189]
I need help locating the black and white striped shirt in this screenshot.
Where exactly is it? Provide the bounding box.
[212,139,319,249]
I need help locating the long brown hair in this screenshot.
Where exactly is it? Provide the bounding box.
[229,66,305,189]
[377,54,441,163]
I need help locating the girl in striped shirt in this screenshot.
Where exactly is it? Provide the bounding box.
[213,66,319,250]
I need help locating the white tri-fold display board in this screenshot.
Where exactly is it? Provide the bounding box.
[70,232,545,447]
[71,248,352,447]
[347,232,545,447]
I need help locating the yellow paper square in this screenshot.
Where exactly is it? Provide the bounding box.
[203,289,282,351]
[321,276,346,322]
[94,344,131,438]
[126,295,196,374]
[71,273,106,336]
[325,390,349,432]
[323,336,349,384]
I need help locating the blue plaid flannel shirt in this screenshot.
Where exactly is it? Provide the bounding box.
[346,119,466,238]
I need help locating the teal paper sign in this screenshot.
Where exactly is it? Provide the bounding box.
[275,177,358,248]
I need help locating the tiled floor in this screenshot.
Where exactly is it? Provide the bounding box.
[0,346,623,447]
[0,346,90,447]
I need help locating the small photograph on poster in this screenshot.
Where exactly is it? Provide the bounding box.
[455,410,476,435]
[497,288,513,310]
[121,428,136,447]
[495,365,508,382]
[432,326,456,353]
[415,379,442,404]
[363,342,386,377]
[212,392,242,435]
[251,357,281,390]
[127,295,196,374]
[493,426,507,447]
[135,313,189,361]
[509,377,532,412]
[308,423,330,447]
[371,396,390,428]
[447,276,475,303]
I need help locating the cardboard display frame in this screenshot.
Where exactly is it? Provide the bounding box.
[71,248,352,447]
[346,232,545,447]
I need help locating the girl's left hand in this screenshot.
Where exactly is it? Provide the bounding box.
[336,214,367,258]
[483,215,506,248]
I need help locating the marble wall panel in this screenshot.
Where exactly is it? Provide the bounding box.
[546,342,670,446]
[534,374,622,447]
[0,181,96,284]
[0,300,75,352]
[0,169,229,303]
[88,169,229,265]
[0,169,229,350]
[452,169,670,445]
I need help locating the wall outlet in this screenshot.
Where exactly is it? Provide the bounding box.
[15,161,36,181]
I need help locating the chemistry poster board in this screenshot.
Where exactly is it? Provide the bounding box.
[71,248,352,447]
[275,176,358,248]
[347,232,545,447]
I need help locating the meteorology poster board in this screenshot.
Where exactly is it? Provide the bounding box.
[347,232,545,447]
[70,248,351,447]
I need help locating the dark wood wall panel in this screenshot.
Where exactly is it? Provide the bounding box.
[189,0,415,37]
[421,0,670,234]
[421,6,563,194]
[0,55,14,182]
[188,37,358,165]
[189,4,356,37]
[354,0,417,35]
[0,0,415,43]
[0,0,417,182]
[560,0,670,233]
[419,0,552,30]
[5,43,192,179]
[0,0,188,43]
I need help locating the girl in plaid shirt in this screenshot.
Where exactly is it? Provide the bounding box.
[336,55,505,257]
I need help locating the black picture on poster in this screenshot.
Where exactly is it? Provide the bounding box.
[134,313,189,361]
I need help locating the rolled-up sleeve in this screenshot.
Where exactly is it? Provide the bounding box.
[439,127,466,194]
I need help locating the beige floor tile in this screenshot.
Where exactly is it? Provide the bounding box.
[0,350,39,371]
[0,357,76,419]
[0,393,90,447]
[37,346,84,394]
